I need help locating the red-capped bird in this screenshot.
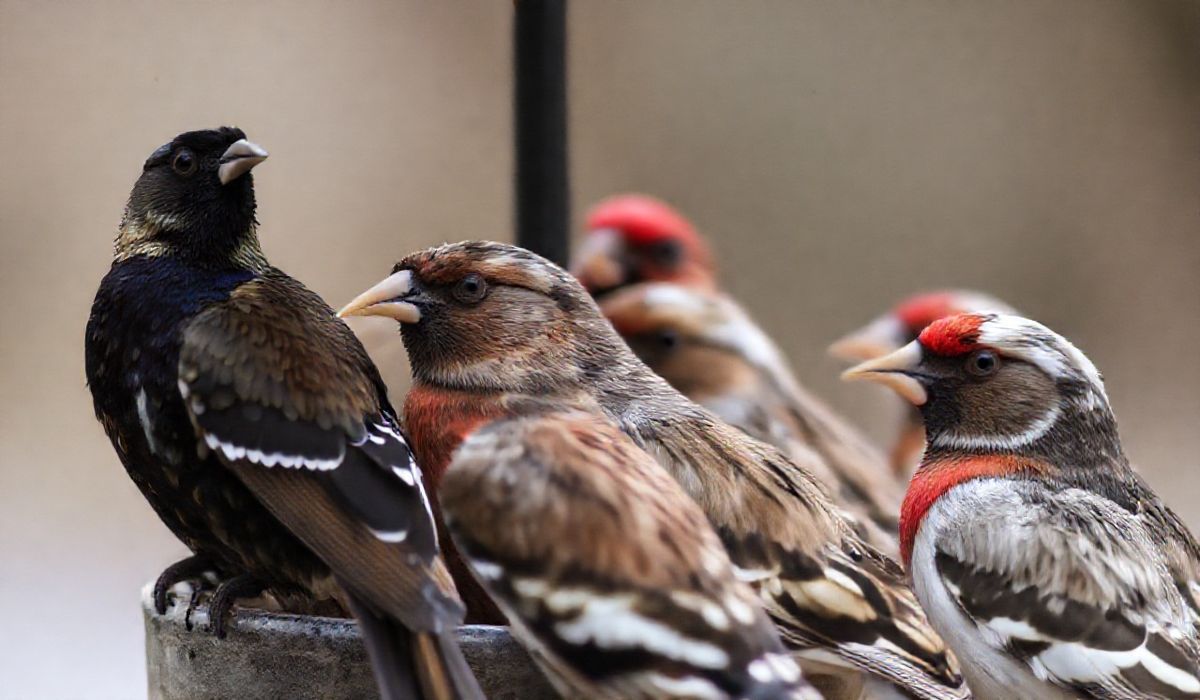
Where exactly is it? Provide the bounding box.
[340,241,966,700]
[442,410,821,699]
[573,194,717,296]
[599,282,902,556]
[830,290,1018,477]
[844,313,1200,699]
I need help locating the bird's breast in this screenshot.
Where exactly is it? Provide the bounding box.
[403,385,511,492]
[900,454,1050,567]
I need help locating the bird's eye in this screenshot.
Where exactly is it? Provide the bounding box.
[172,150,197,176]
[649,239,682,267]
[453,273,488,304]
[965,349,1000,378]
[657,329,679,349]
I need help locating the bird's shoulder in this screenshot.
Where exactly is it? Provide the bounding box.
[180,267,386,426]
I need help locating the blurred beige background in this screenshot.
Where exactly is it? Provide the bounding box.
[2,1,1197,697]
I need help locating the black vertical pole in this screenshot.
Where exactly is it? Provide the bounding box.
[514,0,570,267]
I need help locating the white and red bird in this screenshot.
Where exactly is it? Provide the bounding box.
[844,312,1200,699]
[830,290,1018,476]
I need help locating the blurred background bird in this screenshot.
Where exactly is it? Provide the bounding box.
[844,313,1200,699]
[443,411,821,700]
[85,128,481,700]
[830,291,1019,477]
[341,241,967,700]
[575,195,906,554]
[598,282,902,556]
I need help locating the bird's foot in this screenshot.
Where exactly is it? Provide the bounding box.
[208,574,264,639]
[152,554,214,615]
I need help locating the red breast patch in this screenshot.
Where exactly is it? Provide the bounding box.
[404,385,509,491]
[900,454,1047,566]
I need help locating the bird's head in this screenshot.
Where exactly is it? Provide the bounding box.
[829,290,1017,363]
[599,283,789,400]
[843,313,1111,455]
[116,126,268,265]
[571,194,716,297]
[339,241,630,394]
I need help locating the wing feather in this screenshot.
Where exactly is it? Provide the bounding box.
[178,273,458,630]
[934,482,1200,699]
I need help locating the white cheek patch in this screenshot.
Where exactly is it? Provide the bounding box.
[931,402,1062,451]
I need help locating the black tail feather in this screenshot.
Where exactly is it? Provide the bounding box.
[347,594,484,700]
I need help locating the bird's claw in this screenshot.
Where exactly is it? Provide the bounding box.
[208,574,264,639]
[152,554,213,615]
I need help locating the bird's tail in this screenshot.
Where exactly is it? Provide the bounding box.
[349,595,484,700]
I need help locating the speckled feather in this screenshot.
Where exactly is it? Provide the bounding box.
[442,411,819,700]
[389,241,966,700]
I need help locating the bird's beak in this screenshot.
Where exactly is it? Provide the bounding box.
[337,270,421,323]
[571,228,627,292]
[841,340,928,405]
[829,314,906,362]
[218,139,269,185]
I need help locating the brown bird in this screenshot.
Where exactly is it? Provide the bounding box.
[830,290,1018,477]
[599,282,902,556]
[340,241,967,700]
[441,410,821,699]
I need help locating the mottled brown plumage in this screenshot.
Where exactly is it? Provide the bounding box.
[441,411,819,699]
[341,241,967,700]
[599,283,903,555]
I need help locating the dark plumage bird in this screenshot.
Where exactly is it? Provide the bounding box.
[85,127,482,700]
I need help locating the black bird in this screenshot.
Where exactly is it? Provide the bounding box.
[85,127,482,700]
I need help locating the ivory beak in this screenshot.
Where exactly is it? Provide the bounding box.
[829,314,906,362]
[841,340,928,405]
[218,139,269,185]
[571,228,626,291]
[337,270,421,323]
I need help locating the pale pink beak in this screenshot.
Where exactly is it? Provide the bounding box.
[841,341,928,406]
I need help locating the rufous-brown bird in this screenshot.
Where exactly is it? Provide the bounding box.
[830,290,1018,477]
[442,410,822,699]
[598,282,902,556]
[340,241,967,700]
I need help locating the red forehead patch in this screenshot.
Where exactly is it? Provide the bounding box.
[894,291,960,332]
[918,314,986,356]
[586,194,699,246]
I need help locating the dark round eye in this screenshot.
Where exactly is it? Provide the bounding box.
[649,239,682,267]
[172,149,196,176]
[965,349,999,378]
[657,329,679,349]
[453,273,487,304]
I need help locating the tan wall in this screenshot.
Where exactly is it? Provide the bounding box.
[2,1,1197,697]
